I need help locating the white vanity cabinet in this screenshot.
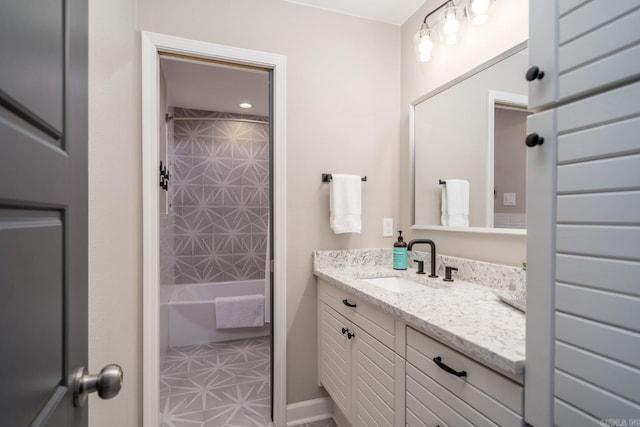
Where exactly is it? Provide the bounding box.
[405,327,524,427]
[317,280,405,427]
[526,0,640,425]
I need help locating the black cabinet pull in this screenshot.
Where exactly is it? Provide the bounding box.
[340,327,355,339]
[433,356,467,377]
[342,299,357,308]
[526,65,544,81]
[525,133,544,147]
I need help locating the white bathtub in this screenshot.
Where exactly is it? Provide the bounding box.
[167,280,270,347]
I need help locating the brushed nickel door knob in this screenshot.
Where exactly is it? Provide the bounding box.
[73,364,123,407]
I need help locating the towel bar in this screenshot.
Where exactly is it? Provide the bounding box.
[322,173,367,183]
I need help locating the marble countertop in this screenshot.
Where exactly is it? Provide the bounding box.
[313,264,525,377]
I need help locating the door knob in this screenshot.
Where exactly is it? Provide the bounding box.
[73,364,123,407]
[526,65,544,81]
[525,133,544,147]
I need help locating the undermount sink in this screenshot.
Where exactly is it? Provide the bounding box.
[362,276,426,293]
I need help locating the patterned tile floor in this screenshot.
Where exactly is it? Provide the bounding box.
[160,337,336,427]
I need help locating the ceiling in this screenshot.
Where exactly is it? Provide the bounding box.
[283,0,426,25]
[160,57,270,117]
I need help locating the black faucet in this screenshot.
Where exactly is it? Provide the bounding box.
[407,239,438,278]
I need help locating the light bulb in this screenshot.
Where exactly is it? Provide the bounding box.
[438,3,460,45]
[471,0,490,14]
[419,36,433,62]
[467,0,490,25]
[413,24,433,63]
[443,11,460,35]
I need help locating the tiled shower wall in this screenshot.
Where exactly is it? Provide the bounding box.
[170,108,270,284]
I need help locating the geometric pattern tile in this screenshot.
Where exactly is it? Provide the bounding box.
[169,108,270,284]
[160,337,337,427]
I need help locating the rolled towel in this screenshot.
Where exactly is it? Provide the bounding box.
[215,294,265,329]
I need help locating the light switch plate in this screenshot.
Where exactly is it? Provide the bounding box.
[503,192,516,206]
[383,218,393,237]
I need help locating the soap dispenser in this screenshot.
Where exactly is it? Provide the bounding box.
[393,231,408,270]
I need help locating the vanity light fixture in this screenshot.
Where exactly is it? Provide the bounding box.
[239,102,253,109]
[413,0,494,63]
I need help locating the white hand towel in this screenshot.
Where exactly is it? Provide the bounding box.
[330,174,362,234]
[441,179,469,227]
[215,294,265,329]
[441,187,449,226]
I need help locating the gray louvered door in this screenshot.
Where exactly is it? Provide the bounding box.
[526,0,640,425]
[0,0,88,425]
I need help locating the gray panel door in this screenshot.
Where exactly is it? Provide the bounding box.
[0,0,88,425]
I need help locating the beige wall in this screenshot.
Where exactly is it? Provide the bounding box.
[400,0,529,265]
[88,0,142,424]
[89,0,399,424]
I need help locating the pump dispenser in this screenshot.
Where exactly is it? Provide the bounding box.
[393,230,408,270]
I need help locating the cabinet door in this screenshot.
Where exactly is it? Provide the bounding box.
[319,303,352,418]
[352,325,398,427]
[525,109,557,426]
[558,0,640,102]
[527,0,558,110]
[553,81,640,425]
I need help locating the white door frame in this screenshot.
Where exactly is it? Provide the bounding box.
[141,31,287,427]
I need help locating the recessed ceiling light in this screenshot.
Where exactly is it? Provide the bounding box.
[239,102,253,109]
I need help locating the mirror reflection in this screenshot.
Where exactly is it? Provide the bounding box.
[412,44,530,232]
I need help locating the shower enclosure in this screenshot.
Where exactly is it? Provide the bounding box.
[160,107,271,352]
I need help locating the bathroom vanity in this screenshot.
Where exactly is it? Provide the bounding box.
[314,249,526,427]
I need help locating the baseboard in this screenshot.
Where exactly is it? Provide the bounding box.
[286,397,333,427]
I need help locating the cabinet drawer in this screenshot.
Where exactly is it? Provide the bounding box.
[406,363,495,427]
[319,280,395,349]
[406,327,523,426]
[406,391,444,427]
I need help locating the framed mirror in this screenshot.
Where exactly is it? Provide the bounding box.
[410,41,529,235]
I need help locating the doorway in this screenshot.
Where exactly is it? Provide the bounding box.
[486,90,529,229]
[160,54,272,425]
[141,32,287,427]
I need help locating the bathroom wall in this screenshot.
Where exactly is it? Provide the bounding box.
[400,0,529,266]
[89,0,400,423]
[170,108,270,284]
[88,0,141,423]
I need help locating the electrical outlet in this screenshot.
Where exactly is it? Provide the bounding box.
[383,218,394,237]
